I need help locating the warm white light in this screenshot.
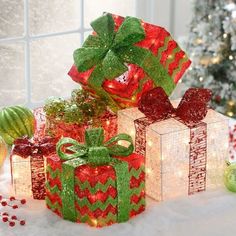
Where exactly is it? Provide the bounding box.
[106,120,110,125]
[179,79,182,83]
[228,100,235,106]
[208,15,212,20]
[130,130,135,136]
[148,141,153,147]
[211,56,220,64]
[146,168,152,174]
[177,171,183,177]
[199,77,204,82]
[94,168,99,174]
[229,55,234,60]
[91,219,98,227]
[227,111,234,117]
[223,33,228,39]
[232,10,236,18]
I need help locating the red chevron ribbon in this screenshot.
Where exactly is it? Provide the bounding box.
[134,87,212,195]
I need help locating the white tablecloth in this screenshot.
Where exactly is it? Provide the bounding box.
[1,158,236,236]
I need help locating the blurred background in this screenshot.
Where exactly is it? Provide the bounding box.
[0,0,235,117]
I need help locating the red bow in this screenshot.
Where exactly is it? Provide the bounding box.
[138,87,212,126]
[13,137,57,158]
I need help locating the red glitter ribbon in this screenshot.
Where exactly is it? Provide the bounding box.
[13,137,57,199]
[134,87,212,195]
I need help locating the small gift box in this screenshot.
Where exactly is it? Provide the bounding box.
[229,119,236,161]
[10,137,56,200]
[118,87,229,201]
[46,128,145,227]
[69,13,191,111]
[44,89,117,142]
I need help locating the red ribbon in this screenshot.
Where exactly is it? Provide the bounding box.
[13,137,57,158]
[138,87,212,126]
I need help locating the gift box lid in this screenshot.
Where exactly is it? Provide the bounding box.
[47,153,144,180]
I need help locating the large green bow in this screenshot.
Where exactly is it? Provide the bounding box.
[73,13,175,111]
[56,128,134,223]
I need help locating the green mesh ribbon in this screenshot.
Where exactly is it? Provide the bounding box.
[73,13,175,111]
[56,128,134,222]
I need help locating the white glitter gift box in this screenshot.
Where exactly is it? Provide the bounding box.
[118,87,229,201]
[10,137,56,200]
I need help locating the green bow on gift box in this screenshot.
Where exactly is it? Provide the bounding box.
[73,13,175,111]
[56,128,134,222]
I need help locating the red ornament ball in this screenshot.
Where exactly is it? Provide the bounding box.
[11,215,17,220]
[12,205,18,209]
[2,217,8,222]
[9,221,15,227]
[9,196,16,201]
[1,201,7,206]
[20,220,26,226]
[20,199,26,205]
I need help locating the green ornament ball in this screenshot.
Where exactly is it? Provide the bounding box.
[224,162,236,192]
[0,106,35,145]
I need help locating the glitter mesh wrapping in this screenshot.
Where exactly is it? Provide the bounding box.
[33,107,46,140]
[45,153,145,227]
[10,138,56,200]
[45,111,117,142]
[68,13,191,110]
[229,119,236,161]
[118,101,229,201]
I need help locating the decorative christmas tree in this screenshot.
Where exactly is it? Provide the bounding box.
[184,0,236,118]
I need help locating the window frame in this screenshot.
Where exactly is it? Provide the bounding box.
[0,0,153,108]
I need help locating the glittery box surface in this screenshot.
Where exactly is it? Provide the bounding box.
[45,111,118,142]
[118,101,229,201]
[69,14,191,109]
[45,153,145,227]
[229,119,236,161]
[10,152,46,200]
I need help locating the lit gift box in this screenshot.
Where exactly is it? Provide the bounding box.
[44,89,117,142]
[229,119,236,161]
[69,13,191,111]
[10,137,56,200]
[118,87,229,201]
[46,128,145,227]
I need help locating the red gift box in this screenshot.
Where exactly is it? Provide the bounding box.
[69,13,191,110]
[45,128,145,227]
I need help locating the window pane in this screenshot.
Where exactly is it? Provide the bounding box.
[84,0,136,28]
[0,0,24,38]
[30,34,80,103]
[29,0,81,35]
[0,43,26,107]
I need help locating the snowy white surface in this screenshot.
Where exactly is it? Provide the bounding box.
[1,158,236,236]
